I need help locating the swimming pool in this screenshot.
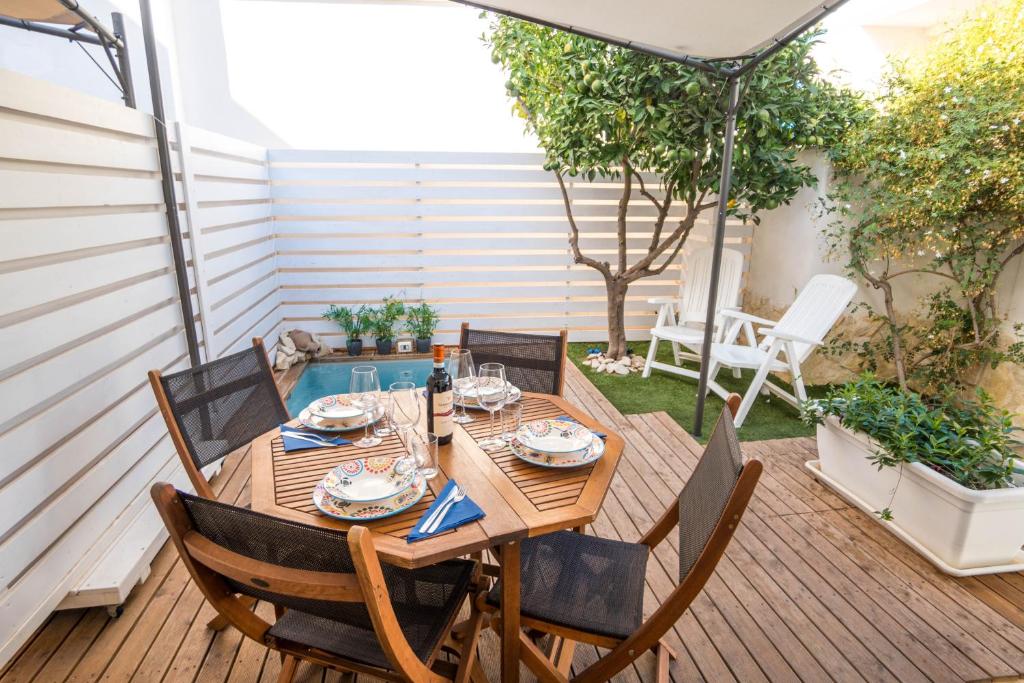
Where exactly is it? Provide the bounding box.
[285,359,434,415]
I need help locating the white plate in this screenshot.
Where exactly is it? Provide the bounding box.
[298,407,371,433]
[516,418,593,456]
[309,394,364,420]
[312,475,426,521]
[509,436,605,469]
[322,456,416,502]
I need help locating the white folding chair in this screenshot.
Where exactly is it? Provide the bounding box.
[685,274,858,427]
[642,247,745,380]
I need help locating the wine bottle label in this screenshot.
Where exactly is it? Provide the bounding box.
[432,389,454,438]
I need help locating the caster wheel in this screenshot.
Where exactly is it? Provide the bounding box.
[105,605,124,619]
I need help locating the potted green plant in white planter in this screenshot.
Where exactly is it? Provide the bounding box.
[367,296,405,355]
[322,304,368,356]
[405,302,440,353]
[804,375,1023,572]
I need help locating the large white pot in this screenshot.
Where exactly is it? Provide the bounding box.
[817,416,1024,570]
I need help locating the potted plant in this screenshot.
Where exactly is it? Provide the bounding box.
[367,296,405,355]
[404,302,440,353]
[804,375,1024,570]
[322,304,368,356]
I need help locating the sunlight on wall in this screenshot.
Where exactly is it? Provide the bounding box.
[217,0,538,151]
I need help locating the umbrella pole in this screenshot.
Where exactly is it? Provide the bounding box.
[693,75,741,437]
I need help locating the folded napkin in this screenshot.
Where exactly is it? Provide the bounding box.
[279,425,351,452]
[555,415,607,440]
[407,479,485,543]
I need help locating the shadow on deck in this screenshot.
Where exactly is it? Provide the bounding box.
[4,363,1024,682]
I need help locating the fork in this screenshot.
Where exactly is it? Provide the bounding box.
[424,485,467,534]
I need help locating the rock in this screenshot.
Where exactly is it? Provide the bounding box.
[612,364,630,375]
[586,353,601,360]
[632,356,645,367]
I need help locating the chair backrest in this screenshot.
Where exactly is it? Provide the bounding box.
[149,338,289,498]
[678,247,745,324]
[150,484,459,681]
[459,323,567,396]
[762,274,858,362]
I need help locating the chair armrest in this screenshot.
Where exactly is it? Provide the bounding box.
[647,296,681,305]
[719,309,777,326]
[757,328,822,346]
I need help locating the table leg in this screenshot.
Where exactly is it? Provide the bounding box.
[501,540,521,683]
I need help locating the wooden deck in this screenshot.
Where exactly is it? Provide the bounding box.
[4,362,1024,682]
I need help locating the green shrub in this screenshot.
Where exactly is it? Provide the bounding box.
[322,304,368,339]
[404,302,440,339]
[803,375,1019,491]
[365,296,406,342]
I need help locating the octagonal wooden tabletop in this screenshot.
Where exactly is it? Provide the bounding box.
[250,391,624,569]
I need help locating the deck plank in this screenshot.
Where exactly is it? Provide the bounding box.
[4,362,1023,682]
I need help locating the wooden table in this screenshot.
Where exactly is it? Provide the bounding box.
[250,391,623,682]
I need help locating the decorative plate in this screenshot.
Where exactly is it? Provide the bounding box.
[516,418,593,456]
[322,456,417,502]
[455,382,521,409]
[298,407,372,433]
[310,395,363,420]
[509,436,605,469]
[312,475,427,521]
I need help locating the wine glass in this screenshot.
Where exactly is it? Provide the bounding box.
[388,381,421,469]
[350,366,382,448]
[447,349,476,424]
[476,363,507,453]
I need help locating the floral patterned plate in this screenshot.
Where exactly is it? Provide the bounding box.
[298,406,372,433]
[508,436,605,469]
[322,456,416,502]
[310,394,363,420]
[455,381,521,409]
[516,418,593,457]
[313,474,427,521]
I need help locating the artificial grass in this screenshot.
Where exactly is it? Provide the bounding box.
[567,341,828,442]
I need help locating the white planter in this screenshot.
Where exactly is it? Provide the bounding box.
[816,416,1024,570]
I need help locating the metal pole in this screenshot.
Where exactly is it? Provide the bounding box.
[0,15,103,43]
[693,75,741,437]
[139,0,201,366]
[111,12,135,108]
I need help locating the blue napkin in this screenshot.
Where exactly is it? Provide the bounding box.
[407,479,485,542]
[555,415,607,440]
[279,425,351,452]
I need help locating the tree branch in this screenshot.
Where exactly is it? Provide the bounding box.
[617,157,632,275]
[631,170,663,212]
[555,171,611,278]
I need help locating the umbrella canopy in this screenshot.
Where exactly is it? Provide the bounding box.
[454,0,838,65]
[0,0,79,24]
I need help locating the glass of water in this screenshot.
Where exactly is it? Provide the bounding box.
[500,402,522,443]
[411,432,439,479]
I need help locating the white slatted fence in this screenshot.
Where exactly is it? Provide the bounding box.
[269,150,751,344]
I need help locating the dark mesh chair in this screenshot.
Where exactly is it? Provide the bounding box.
[459,322,567,396]
[149,338,288,499]
[483,397,762,682]
[151,485,485,682]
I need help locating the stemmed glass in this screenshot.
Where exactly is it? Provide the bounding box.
[350,366,382,448]
[388,381,421,470]
[447,349,476,424]
[476,363,507,453]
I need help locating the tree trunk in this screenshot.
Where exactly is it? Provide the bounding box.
[606,278,628,359]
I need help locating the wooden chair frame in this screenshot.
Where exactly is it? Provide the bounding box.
[479,394,763,682]
[151,483,486,683]
[458,322,568,397]
[149,337,287,499]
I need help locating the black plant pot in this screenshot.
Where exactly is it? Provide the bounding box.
[375,339,393,355]
[415,337,432,353]
[346,339,363,356]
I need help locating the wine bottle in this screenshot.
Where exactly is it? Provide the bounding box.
[426,344,454,445]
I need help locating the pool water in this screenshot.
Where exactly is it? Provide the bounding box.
[285,359,434,415]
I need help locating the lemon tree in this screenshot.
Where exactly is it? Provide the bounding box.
[487,17,860,358]
[824,0,1024,390]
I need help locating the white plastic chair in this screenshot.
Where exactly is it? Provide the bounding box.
[685,273,858,428]
[642,246,745,380]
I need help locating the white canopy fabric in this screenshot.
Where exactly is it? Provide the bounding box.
[457,0,834,62]
[0,0,79,24]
